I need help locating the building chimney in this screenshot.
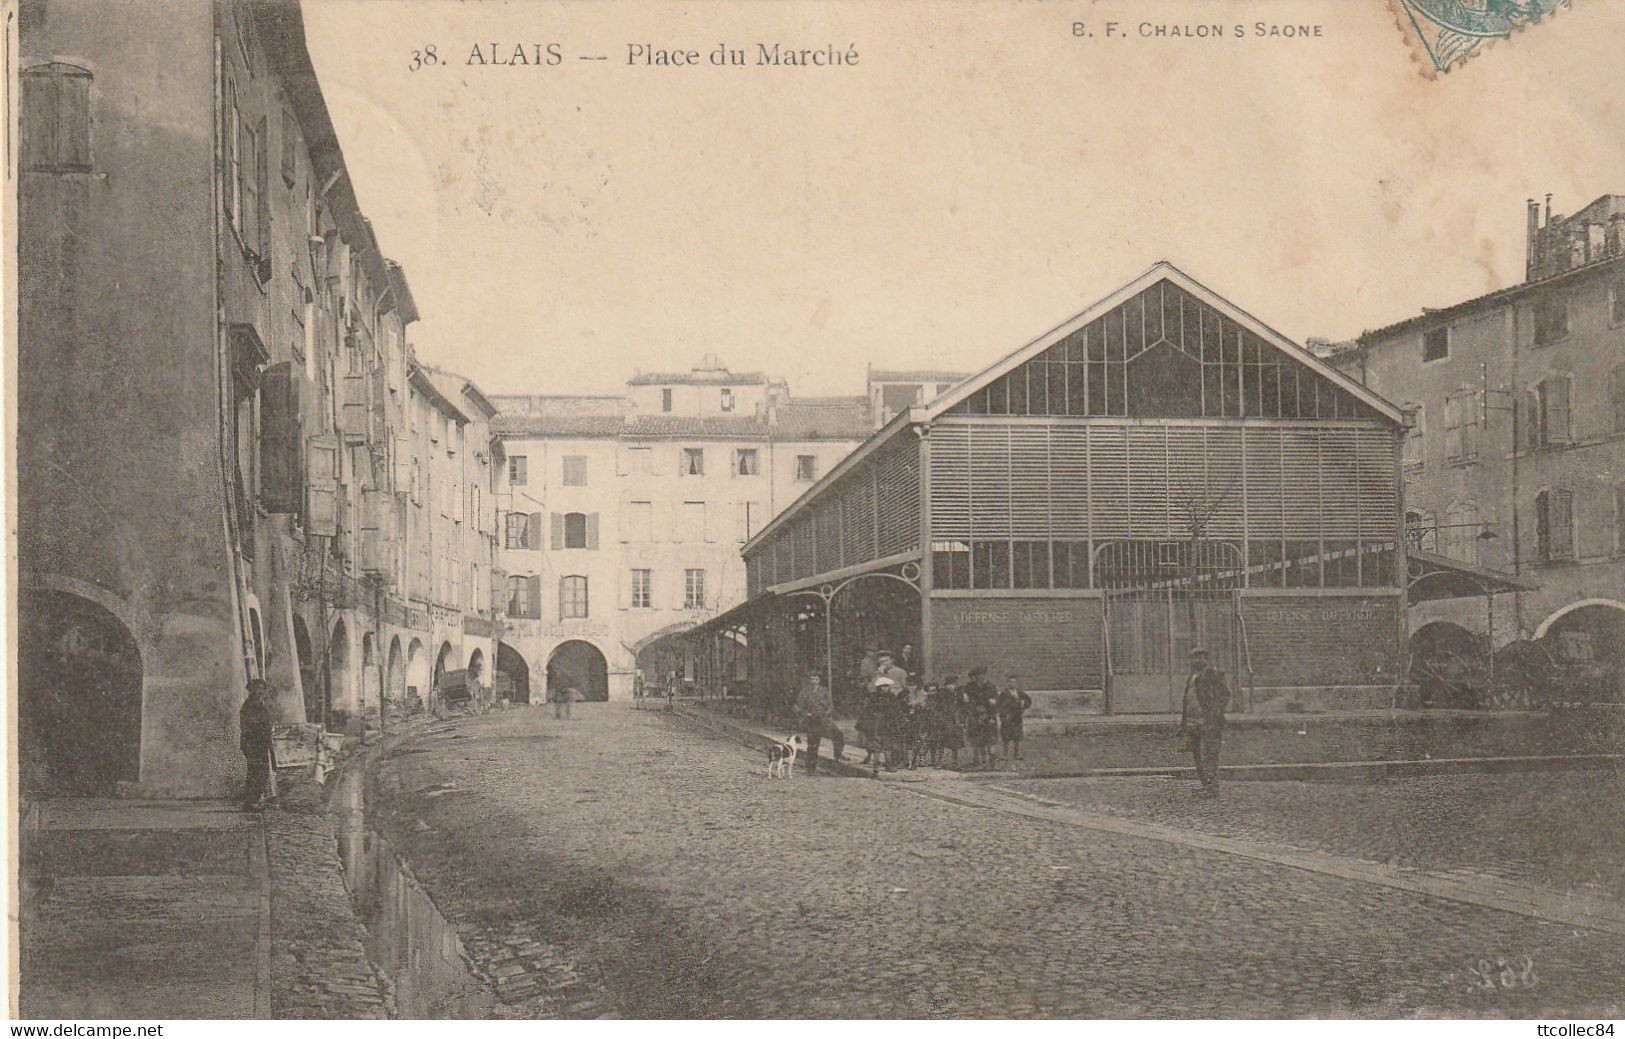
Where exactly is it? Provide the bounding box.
[1526,198,1541,281]
[1545,193,1553,224]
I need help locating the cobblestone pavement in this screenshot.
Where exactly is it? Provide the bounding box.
[371,703,1625,1019]
[264,776,392,1018]
[996,771,1625,905]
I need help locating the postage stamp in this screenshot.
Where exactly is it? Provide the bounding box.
[1390,0,1574,76]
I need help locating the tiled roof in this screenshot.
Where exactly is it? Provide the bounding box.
[624,415,768,438]
[491,414,628,437]
[870,369,969,383]
[1361,254,1625,342]
[772,400,873,440]
[628,371,768,387]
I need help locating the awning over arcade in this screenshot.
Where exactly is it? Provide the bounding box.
[1406,550,1537,604]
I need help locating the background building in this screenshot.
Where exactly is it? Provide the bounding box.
[663,264,1410,718]
[1332,193,1625,701]
[490,358,871,702]
[16,0,500,797]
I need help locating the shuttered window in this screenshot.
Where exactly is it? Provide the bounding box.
[1535,489,1575,563]
[21,63,92,173]
[259,362,303,514]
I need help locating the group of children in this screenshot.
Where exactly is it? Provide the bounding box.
[852,657,1033,772]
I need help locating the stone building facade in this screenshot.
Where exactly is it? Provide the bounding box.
[16,0,501,797]
[490,360,871,702]
[1332,194,1625,699]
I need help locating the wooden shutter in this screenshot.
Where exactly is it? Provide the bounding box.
[528,512,544,551]
[255,116,270,255]
[21,64,92,172]
[306,435,340,536]
[1521,389,1542,450]
[1551,488,1575,560]
[1546,378,1572,444]
[259,361,302,513]
[491,569,507,615]
[587,513,601,550]
[360,488,385,573]
[550,512,563,550]
[527,575,542,619]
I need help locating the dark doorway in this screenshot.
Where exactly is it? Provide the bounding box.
[497,641,530,703]
[19,590,143,797]
[293,615,319,725]
[547,640,609,702]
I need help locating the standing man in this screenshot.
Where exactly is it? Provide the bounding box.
[797,669,844,774]
[555,683,578,720]
[239,679,273,811]
[1179,648,1231,798]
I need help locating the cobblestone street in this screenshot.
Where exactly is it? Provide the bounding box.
[366,703,1625,1018]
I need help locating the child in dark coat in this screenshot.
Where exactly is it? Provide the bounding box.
[997,677,1034,761]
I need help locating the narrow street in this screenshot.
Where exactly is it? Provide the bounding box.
[363,703,1625,1018]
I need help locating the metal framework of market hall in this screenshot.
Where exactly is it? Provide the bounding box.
[656,262,1418,718]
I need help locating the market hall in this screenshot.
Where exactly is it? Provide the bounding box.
[653,263,1413,718]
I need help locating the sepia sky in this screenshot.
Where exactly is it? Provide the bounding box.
[302,0,1625,399]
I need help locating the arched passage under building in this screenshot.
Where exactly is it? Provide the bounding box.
[406,638,427,710]
[330,619,353,729]
[497,641,531,703]
[361,632,378,721]
[19,589,143,797]
[386,635,404,707]
[293,615,319,724]
[1407,620,1485,709]
[547,640,609,702]
[434,641,455,688]
[1537,601,1625,702]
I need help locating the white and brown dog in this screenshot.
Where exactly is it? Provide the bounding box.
[767,734,805,779]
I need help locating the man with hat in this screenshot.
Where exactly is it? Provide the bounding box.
[1179,647,1231,797]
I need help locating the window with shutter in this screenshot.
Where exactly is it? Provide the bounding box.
[306,435,340,536]
[226,84,242,228]
[20,63,93,173]
[1550,488,1575,561]
[254,115,270,259]
[563,512,588,549]
[259,362,303,514]
[1533,297,1569,346]
[528,511,544,551]
[505,512,527,549]
[508,455,528,486]
[1539,376,1572,445]
[527,575,543,619]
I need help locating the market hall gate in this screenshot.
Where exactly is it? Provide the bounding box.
[1098,540,1244,713]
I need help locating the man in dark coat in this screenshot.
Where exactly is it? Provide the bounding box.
[796,669,844,774]
[239,679,274,811]
[1179,648,1231,797]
